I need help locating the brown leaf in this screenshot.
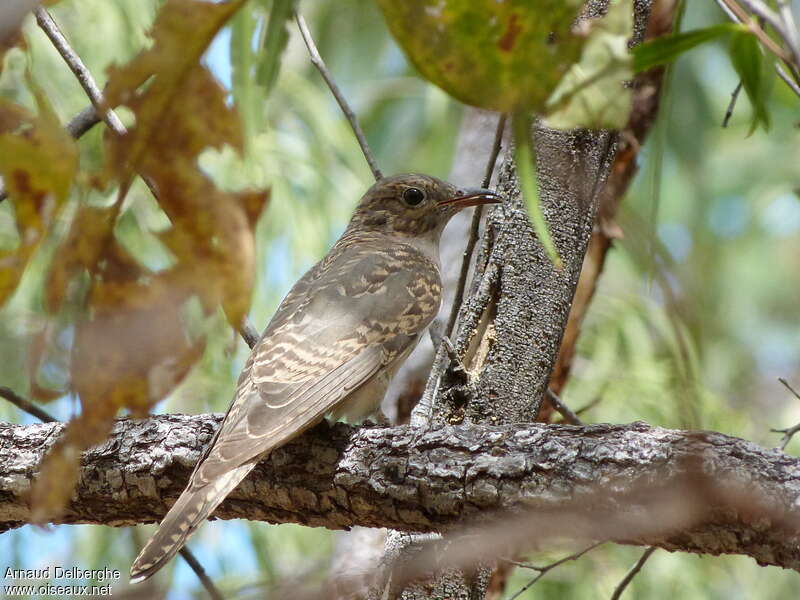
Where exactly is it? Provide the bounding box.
[45,204,116,312]
[0,92,78,305]
[30,0,270,520]
[103,0,246,184]
[32,259,206,521]
[119,64,269,328]
[27,324,66,403]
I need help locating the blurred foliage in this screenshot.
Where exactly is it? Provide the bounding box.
[546,0,634,129]
[0,0,270,522]
[0,0,798,599]
[376,0,584,113]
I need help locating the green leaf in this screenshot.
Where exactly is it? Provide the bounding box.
[729,30,774,134]
[231,6,262,137]
[633,22,742,73]
[256,0,295,92]
[376,0,585,113]
[512,112,562,269]
[545,0,634,130]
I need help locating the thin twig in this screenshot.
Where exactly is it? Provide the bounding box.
[774,0,800,71]
[444,113,506,339]
[776,63,800,98]
[34,8,126,135]
[178,547,225,600]
[240,318,260,350]
[609,546,657,600]
[720,0,791,62]
[295,12,383,181]
[736,0,784,36]
[722,81,743,127]
[65,105,102,137]
[720,0,800,98]
[0,386,56,422]
[0,386,226,598]
[714,0,739,22]
[546,388,583,425]
[504,541,604,600]
[771,377,800,451]
[575,396,602,416]
[33,7,177,211]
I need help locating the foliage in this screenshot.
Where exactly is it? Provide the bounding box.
[2,0,270,521]
[379,0,641,266]
[546,0,635,130]
[632,22,741,72]
[0,83,78,304]
[729,29,774,133]
[376,0,585,114]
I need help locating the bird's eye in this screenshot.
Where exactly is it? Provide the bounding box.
[403,187,425,206]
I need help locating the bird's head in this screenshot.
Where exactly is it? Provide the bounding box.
[349,173,500,238]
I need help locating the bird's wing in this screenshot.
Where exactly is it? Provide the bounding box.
[131,239,441,582]
[129,345,383,583]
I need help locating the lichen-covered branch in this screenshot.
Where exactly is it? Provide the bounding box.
[1,415,799,571]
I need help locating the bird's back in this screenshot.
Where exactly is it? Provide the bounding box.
[130,232,442,582]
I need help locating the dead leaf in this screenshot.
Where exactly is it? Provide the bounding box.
[0,90,78,305]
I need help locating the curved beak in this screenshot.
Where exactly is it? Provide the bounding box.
[439,187,500,209]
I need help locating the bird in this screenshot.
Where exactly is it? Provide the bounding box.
[129,173,499,582]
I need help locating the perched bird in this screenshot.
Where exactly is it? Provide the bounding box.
[130,173,499,582]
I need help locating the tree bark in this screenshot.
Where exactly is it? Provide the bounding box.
[2,416,799,572]
[372,1,658,596]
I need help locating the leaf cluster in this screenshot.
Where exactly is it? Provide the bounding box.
[0,0,268,520]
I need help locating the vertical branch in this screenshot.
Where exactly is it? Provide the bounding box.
[371,2,660,599]
[445,113,506,338]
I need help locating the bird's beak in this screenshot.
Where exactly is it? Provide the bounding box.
[439,187,501,209]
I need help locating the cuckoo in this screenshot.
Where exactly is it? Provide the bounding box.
[130,173,499,582]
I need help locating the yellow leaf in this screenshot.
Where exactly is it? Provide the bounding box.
[104,0,246,183]
[45,204,116,312]
[0,94,78,305]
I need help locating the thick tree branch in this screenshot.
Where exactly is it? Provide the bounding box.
[2,415,799,571]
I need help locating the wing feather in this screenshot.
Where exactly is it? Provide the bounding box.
[131,236,442,582]
[130,345,384,581]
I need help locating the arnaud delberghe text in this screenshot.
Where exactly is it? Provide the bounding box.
[4,567,121,581]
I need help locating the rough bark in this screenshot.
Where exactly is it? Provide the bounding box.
[385,108,506,425]
[543,0,679,420]
[346,108,506,595]
[2,416,799,573]
[373,2,658,597]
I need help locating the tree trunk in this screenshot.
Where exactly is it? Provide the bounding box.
[370,1,657,597]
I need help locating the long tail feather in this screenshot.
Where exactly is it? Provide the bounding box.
[130,461,256,583]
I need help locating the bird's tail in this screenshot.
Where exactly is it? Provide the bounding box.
[129,461,256,583]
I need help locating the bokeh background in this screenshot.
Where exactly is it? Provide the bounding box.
[1,1,799,598]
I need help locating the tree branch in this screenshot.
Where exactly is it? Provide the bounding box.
[0,387,56,423]
[444,113,506,339]
[34,8,126,135]
[2,416,799,571]
[295,12,383,181]
[610,547,657,600]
